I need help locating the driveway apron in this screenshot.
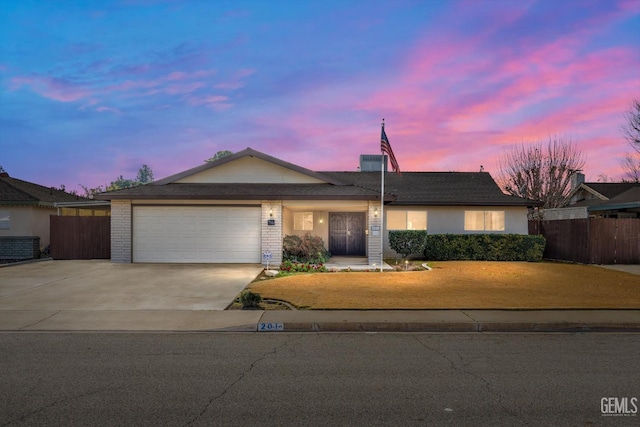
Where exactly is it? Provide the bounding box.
[0,260,262,311]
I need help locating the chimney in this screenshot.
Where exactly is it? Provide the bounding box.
[570,172,585,190]
[359,154,388,172]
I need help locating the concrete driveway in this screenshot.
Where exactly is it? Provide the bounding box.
[0,260,262,311]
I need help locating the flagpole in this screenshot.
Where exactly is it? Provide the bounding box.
[380,119,385,273]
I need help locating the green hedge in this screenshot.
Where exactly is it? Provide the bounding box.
[388,230,428,258]
[423,234,545,262]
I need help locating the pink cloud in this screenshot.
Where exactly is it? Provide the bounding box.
[165,69,216,81]
[344,23,637,181]
[96,106,121,114]
[10,75,91,102]
[214,68,255,89]
[185,94,231,110]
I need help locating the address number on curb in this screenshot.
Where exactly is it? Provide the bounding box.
[258,322,284,331]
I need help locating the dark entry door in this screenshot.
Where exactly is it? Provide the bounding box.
[329,213,366,256]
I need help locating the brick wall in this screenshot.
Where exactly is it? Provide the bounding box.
[261,201,282,266]
[368,201,383,266]
[0,236,41,259]
[541,207,588,220]
[111,200,132,263]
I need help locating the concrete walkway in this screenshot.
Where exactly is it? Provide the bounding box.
[596,264,640,275]
[2,309,639,332]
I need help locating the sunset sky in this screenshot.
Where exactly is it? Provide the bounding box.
[1,0,639,192]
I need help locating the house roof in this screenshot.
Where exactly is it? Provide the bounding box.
[581,182,637,199]
[569,182,640,208]
[96,183,388,201]
[570,182,637,204]
[322,172,538,206]
[588,186,640,212]
[96,149,538,207]
[0,174,85,206]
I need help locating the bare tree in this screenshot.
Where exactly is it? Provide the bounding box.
[497,136,586,208]
[619,99,640,182]
[620,153,640,183]
[621,99,640,153]
[79,184,105,198]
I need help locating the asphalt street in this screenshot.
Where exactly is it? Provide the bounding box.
[1,333,639,426]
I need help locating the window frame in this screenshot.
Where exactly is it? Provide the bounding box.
[386,210,427,230]
[293,212,314,231]
[0,210,9,230]
[464,210,505,231]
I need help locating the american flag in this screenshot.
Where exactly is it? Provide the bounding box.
[381,125,401,175]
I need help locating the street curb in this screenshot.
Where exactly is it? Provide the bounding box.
[258,322,640,333]
[254,310,640,333]
[477,322,640,332]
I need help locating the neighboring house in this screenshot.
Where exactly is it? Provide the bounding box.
[95,148,538,265]
[543,173,640,220]
[586,186,640,218]
[0,172,85,259]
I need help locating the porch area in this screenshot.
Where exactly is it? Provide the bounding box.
[280,200,383,266]
[324,256,393,271]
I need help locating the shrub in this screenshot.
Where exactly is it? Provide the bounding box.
[283,233,331,263]
[279,260,328,273]
[389,230,428,258]
[424,234,545,262]
[238,290,262,309]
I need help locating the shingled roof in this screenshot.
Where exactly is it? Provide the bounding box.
[588,186,640,212]
[98,171,536,206]
[98,183,386,201]
[95,147,536,206]
[322,172,537,206]
[580,182,637,200]
[0,173,85,206]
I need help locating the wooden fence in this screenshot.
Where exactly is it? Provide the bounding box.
[529,218,640,264]
[50,216,111,260]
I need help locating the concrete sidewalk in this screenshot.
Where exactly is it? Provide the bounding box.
[2,309,639,332]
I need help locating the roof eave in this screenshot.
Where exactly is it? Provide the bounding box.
[0,201,41,206]
[96,194,389,201]
[588,202,640,211]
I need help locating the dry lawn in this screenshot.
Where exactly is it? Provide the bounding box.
[248,261,640,309]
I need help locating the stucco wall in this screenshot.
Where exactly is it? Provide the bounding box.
[0,206,53,249]
[177,157,325,184]
[383,205,529,257]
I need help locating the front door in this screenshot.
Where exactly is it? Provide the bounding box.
[329,213,366,256]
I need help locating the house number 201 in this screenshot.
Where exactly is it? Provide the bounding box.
[258,322,284,331]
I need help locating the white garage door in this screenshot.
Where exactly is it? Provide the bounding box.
[133,206,261,263]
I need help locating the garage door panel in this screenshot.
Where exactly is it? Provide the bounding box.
[133,206,261,263]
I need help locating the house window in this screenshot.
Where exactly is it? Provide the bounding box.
[464,211,505,231]
[294,212,313,231]
[387,210,427,230]
[0,210,9,230]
